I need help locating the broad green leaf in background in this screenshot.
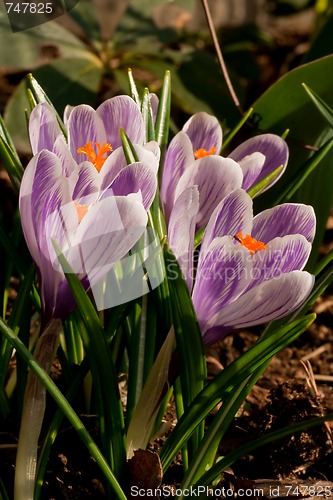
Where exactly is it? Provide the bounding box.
[252,55,333,268]
[0,5,92,70]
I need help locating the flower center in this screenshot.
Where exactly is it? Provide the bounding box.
[77,142,113,172]
[74,201,89,223]
[235,232,267,255]
[194,146,216,159]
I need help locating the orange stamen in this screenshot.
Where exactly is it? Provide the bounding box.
[194,146,216,159]
[235,232,267,255]
[77,142,113,172]
[74,201,89,223]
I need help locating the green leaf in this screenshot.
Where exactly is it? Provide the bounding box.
[52,240,126,477]
[126,327,175,458]
[196,412,333,494]
[0,5,91,70]
[155,70,171,152]
[5,56,103,153]
[179,374,261,497]
[252,55,333,267]
[25,74,67,137]
[128,68,141,106]
[222,107,254,150]
[141,88,155,143]
[273,136,333,204]
[247,165,283,198]
[120,128,140,164]
[0,317,126,500]
[164,245,206,410]
[302,83,333,128]
[159,314,315,471]
[0,134,24,191]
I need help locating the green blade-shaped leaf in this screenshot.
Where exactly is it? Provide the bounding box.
[0,318,126,500]
[247,165,283,198]
[155,70,171,165]
[159,314,315,471]
[52,240,126,476]
[126,327,175,457]
[25,74,67,137]
[273,136,333,205]
[120,128,139,164]
[128,68,141,106]
[196,412,333,494]
[141,88,155,143]
[252,55,333,267]
[302,83,333,128]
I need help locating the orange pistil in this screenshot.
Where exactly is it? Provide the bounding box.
[77,142,113,172]
[74,201,89,223]
[194,146,216,159]
[235,232,267,255]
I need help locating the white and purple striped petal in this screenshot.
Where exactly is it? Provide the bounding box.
[161,131,194,221]
[237,152,265,191]
[247,234,312,290]
[97,95,144,150]
[252,203,316,243]
[229,134,288,192]
[29,102,63,155]
[209,270,314,331]
[67,105,106,164]
[182,112,223,154]
[106,162,157,210]
[168,186,199,291]
[192,237,253,334]
[201,189,253,255]
[174,156,243,230]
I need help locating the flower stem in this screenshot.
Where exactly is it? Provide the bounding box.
[14,318,62,500]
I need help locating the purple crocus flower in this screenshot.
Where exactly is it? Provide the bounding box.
[161,112,288,225]
[20,100,159,324]
[169,187,315,345]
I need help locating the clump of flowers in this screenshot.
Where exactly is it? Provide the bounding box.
[1,72,322,500]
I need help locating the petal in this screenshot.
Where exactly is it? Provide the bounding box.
[73,162,100,201]
[97,95,144,149]
[67,196,148,287]
[67,104,106,164]
[100,141,160,186]
[213,270,314,329]
[63,105,75,127]
[248,234,312,290]
[175,156,243,230]
[29,102,62,155]
[140,141,160,174]
[182,112,223,153]
[19,154,42,265]
[201,188,253,255]
[23,151,73,254]
[53,135,77,177]
[252,203,316,243]
[20,151,76,321]
[192,236,253,333]
[106,162,157,210]
[149,93,159,123]
[229,134,289,192]
[238,152,265,191]
[161,131,194,221]
[99,147,128,189]
[168,186,199,291]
